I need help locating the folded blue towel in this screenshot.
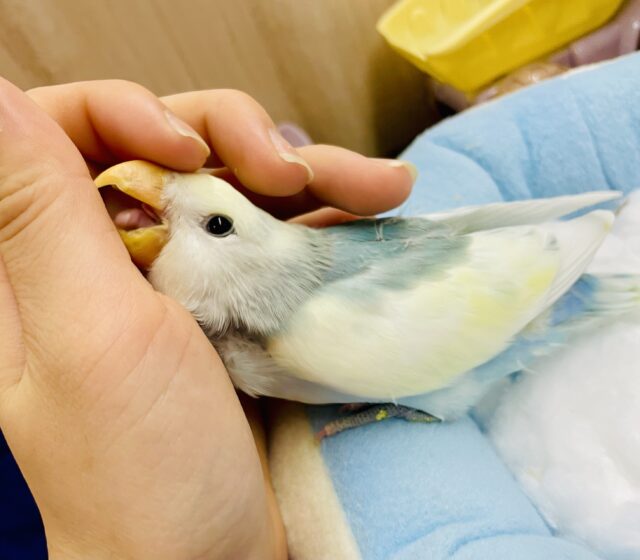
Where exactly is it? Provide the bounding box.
[270,53,640,560]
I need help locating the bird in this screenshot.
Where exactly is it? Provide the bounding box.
[95,160,640,437]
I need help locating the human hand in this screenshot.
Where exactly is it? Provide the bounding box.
[0,78,414,559]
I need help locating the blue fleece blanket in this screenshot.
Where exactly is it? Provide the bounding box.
[289,53,640,560]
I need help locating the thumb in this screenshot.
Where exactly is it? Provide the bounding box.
[0,77,147,387]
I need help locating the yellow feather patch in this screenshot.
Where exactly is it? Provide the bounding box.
[267,230,560,399]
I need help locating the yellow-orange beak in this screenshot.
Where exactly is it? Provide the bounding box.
[95,160,171,270]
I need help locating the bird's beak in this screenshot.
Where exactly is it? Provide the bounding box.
[95,160,171,270]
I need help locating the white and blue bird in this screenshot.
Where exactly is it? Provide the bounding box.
[96,160,640,436]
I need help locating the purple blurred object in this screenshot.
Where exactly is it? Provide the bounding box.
[552,0,640,66]
[435,0,640,111]
[276,122,313,148]
[434,62,568,111]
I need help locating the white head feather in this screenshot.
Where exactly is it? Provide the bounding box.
[149,173,329,337]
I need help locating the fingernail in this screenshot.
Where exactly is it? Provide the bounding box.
[384,159,418,183]
[268,128,314,183]
[164,109,210,157]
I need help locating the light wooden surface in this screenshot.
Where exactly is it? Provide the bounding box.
[0,0,437,155]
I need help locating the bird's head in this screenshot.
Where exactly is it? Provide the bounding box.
[96,160,327,335]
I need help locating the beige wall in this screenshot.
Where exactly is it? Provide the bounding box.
[0,0,437,156]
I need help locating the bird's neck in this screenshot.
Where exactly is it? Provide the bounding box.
[205,225,332,340]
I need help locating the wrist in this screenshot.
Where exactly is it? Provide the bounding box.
[49,531,285,560]
[44,493,285,560]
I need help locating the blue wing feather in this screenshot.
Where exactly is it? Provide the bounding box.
[322,217,469,290]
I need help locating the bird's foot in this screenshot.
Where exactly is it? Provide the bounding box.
[316,404,440,440]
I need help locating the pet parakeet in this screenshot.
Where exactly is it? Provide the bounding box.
[96,161,639,436]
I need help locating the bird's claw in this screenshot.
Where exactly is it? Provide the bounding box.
[316,404,440,440]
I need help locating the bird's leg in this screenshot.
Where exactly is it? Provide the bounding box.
[316,404,440,440]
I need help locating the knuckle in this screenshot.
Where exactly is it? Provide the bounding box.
[98,78,148,92]
[217,88,259,105]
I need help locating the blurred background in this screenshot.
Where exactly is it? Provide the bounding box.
[3,0,634,157]
[0,0,438,157]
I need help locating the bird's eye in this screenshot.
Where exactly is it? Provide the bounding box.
[205,215,234,237]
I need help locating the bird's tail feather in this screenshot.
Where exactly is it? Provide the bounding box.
[589,275,640,314]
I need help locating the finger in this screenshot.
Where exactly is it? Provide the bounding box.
[28,80,211,172]
[288,208,363,228]
[209,145,415,221]
[206,168,319,219]
[0,77,154,379]
[300,145,416,215]
[162,90,313,195]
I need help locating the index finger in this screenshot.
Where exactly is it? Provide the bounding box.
[161,89,313,195]
[28,80,212,172]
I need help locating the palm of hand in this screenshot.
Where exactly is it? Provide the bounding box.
[0,105,267,560]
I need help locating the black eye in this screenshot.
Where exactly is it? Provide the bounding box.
[205,215,234,237]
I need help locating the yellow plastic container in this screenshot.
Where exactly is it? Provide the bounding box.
[377,0,624,92]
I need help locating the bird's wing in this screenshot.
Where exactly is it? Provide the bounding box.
[265,210,614,401]
[423,191,620,234]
